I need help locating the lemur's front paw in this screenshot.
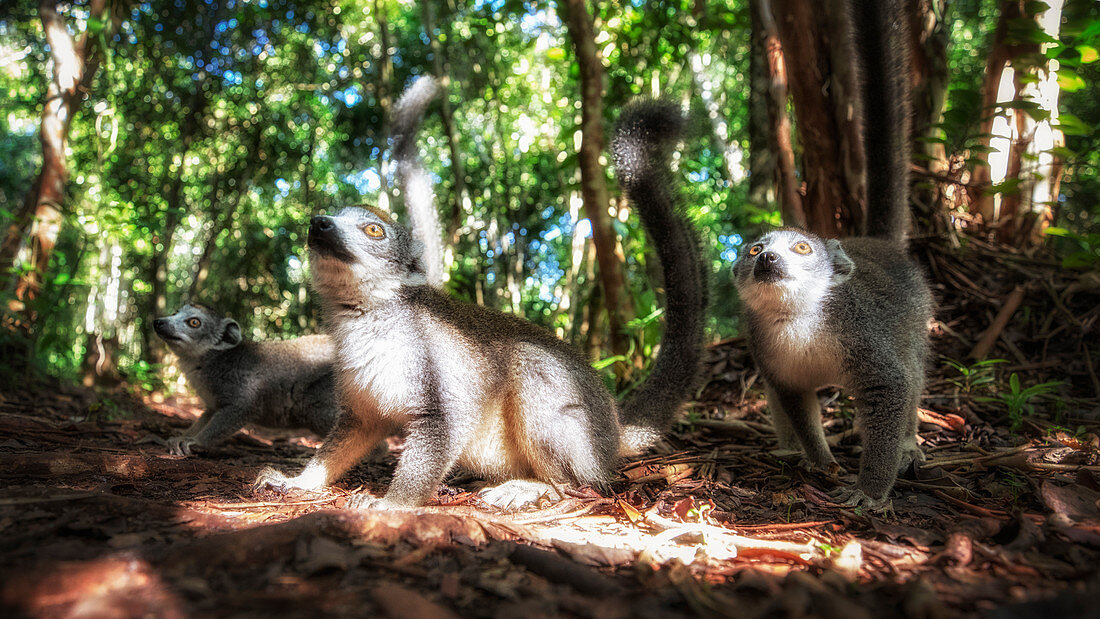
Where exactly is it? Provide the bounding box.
[478,480,562,511]
[167,436,201,457]
[830,486,894,515]
[345,493,405,511]
[252,467,300,495]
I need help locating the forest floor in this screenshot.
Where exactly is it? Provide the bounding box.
[3,234,1100,618]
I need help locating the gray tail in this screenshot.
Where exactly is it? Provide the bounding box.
[611,101,708,453]
[851,0,912,241]
[392,76,446,286]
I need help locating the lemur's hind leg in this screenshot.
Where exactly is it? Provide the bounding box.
[478,347,616,510]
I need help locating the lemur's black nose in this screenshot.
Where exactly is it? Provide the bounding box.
[310,216,334,235]
[760,250,779,264]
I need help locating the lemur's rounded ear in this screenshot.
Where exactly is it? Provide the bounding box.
[213,319,242,350]
[825,239,855,284]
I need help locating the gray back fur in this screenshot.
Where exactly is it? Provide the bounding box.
[155,304,339,436]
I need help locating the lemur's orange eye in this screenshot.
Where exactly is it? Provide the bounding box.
[748,244,763,256]
[186,318,201,328]
[362,223,386,238]
[793,241,813,255]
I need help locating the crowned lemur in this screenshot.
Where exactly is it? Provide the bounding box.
[153,304,339,455]
[255,101,708,510]
[732,0,934,509]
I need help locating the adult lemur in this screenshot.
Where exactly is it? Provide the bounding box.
[153,304,339,455]
[732,0,933,509]
[255,101,707,510]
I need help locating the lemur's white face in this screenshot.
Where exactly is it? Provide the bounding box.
[732,229,851,315]
[153,303,241,358]
[307,206,427,307]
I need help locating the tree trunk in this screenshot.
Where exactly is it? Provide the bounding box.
[373,0,394,212]
[2,0,108,307]
[562,0,633,377]
[145,87,209,364]
[907,0,950,221]
[972,0,1063,247]
[751,0,805,227]
[770,0,863,237]
[420,0,469,250]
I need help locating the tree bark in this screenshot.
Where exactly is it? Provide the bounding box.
[420,0,469,248]
[562,0,633,377]
[373,0,394,212]
[751,0,805,227]
[907,0,950,221]
[972,0,1063,247]
[970,0,1034,227]
[145,86,209,364]
[770,0,863,237]
[2,0,108,307]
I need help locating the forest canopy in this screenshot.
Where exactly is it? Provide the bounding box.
[0,0,1098,391]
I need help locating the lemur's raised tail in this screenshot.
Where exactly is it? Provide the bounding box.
[391,76,446,286]
[612,102,709,452]
[852,0,912,241]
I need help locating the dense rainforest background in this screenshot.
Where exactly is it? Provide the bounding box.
[2,0,1096,389]
[4,0,1100,616]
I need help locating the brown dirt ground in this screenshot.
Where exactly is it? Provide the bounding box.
[2,234,1100,618]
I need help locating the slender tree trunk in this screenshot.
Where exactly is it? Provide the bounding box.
[562,0,633,377]
[373,0,394,211]
[970,0,1034,226]
[907,0,949,222]
[972,0,1063,247]
[748,0,777,209]
[2,0,108,307]
[770,0,863,237]
[421,0,469,247]
[145,87,208,363]
[751,0,805,227]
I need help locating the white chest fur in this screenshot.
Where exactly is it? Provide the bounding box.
[757,313,844,390]
[331,314,419,417]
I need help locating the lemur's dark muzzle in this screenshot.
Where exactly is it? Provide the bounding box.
[308,215,354,261]
[753,251,784,282]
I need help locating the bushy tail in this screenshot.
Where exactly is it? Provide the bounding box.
[611,101,708,453]
[851,0,913,241]
[392,76,446,286]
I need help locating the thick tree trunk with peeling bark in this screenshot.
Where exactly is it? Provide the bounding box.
[2,0,107,308]
[770,0,864,237]
[562,0,633,376]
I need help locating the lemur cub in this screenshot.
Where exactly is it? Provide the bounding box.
[154,304,340,455]
[255,101,707,510]
[733,0,934,509]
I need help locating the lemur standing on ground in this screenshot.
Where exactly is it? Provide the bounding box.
[153,304,340,455]
[255,101,707,510]
[732,0,934,509]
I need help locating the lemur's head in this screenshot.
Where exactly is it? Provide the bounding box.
[153,303,242,359]
[307,206,427,308]
[732,228,854,315]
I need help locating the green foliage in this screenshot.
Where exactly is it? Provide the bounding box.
[0,0,1097,403]
[943,357,1006,394]
[977,373,1064,432]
